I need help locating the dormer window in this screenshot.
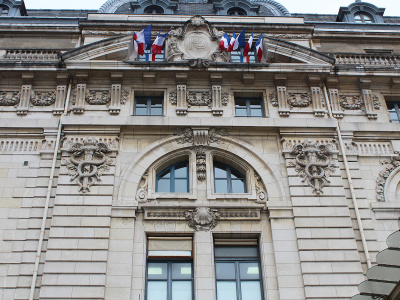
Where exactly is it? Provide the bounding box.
[144,5,164,14]
[227,7,247,16]
[354,13,373,23]
[0,5,9,16]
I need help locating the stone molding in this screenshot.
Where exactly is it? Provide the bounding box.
[376,155,400,202]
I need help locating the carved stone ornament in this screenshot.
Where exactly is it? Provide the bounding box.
[339,95,363,110]
[62,137,114,193]
[194,146,207,181]
[290,139,335,194]
[169,90,177,105]
[174,127,228,146]
[269,93,278,107]
[373,95,380,110]
[187,91,211,106]
[167,16,225,62]
[86,90,111,105]
[208,128,228,144]
[186,207,219,231]
[376,155,400,202]
[121,90,130,105]
[31,91,56,106]
[136,171,149,202]
[221,91,229,106]
[254,171,267,204]
[0,91,20,106]
[175,127,194,144]
[287,92,312,107]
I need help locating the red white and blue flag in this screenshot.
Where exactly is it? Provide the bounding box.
[133,25,152,56]
[233,29,245,51]
[255,33,263,62]
[220,32,230,51]
[243,32,253,57]
[228,31,237,52]
[152,31,168,61]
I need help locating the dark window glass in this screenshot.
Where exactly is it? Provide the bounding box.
[147,261,193,300]
[354,13,373,23]
[214,162,246,193]
[387,102,400,123]
[144,5,164,14]
[230,50,256,63]
[215,246,263,300]
[235,98,263,117]
[135,96,163,116]
[156,161,189,193]
[227,7,247,16]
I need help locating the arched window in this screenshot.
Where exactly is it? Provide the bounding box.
[144,5,164,14]
[214,162,246,193]
[227,7,247,16]
[156,161,189,193]
[0,5,9,16]
[354,13,373,23]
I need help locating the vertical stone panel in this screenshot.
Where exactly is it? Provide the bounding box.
[176,84,187,115]
[212,85,223,116]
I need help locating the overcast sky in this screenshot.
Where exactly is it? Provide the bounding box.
[23,0,400,16]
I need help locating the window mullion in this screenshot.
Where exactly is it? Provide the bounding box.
[170,165,175,193]
[168,262,172,300]
[246,99,251,117]
[395,103,400,121]
[147,98,151,115]
[227,167,232,193]
[236,261,241,300]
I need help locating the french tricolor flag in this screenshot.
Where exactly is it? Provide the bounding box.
[233,29,245,51]
[220,32,230,52]
[255,33,263,62]
[133,25,152,56]
[228,32,237,52]
[243,32,253,57]
[152,31,168,61]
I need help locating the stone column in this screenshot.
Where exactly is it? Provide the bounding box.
[17,73,34,115]
[53,73,69,115]
[72,73,88,114]
[109,72,122,115]
[275,75,289,117]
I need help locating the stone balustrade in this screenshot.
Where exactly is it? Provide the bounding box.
[2,49,61,61]
[335,53,400,66]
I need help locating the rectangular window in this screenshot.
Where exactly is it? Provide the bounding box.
[146,237,194,300]
[137,49,165,62]
[135,96,163,116]
[387,102,400,123]
[230,50,256,63]
[235,98,263,117]
[214,240,264,300]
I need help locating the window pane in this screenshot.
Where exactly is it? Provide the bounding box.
[147,262,168,280]
[172,263,192,279]
[152,97,163,105]
[217,281,237,300]
[215,247,258,258]
[216,263,236,280]
[135,107,148,115]
[230,168,242,179]
[136,98,147,105]
[148,281,168,300]
[150,107,163,116]
[157,179,170,193]
[241,281,262,300]
[240,262,260,280]
[159,169,171,179]
[174,179,188,193]
[231,179,245,193]
[235,99,247,107]
[236,108,248,117]
[250,108,262,117]
[214,165,227,178]
[172,281,192,300]
[215,179,228,193]
[175,164,188,178]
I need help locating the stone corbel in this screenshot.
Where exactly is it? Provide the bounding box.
[72,73,88,114]
[109,72,123,115]
[53,73,69,115]
[274,75,289,117]
[17,73,34,115]
[326,78,342,118]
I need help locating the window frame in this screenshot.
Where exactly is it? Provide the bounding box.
[214,245,264,300]
[156,161,190,193]
[134,95,164,116]
[235,97,264,117]
[213,161,247,194]
[387,101,400,123]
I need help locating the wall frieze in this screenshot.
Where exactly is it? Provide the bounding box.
[0,91,20,106]
[31,91,56,106]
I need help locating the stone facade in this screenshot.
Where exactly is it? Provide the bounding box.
[0,1,399,300]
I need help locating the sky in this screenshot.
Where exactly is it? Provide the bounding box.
[23,0,400,16]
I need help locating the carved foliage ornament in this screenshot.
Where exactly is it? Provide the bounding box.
[187,91,211,106]
[194,146,207,181]
[0,91,20,106]
[254,171,267,203]
[174,127,228,145]
[86,90,111,105]
[186,207,219,231]
[269,93,278,107]
[136,171,149,202]
[287,92,312,108]
[31,91,56,106]
[340,95,363,110]
[63,137,114,193]
[376,155,400,202]
[290,139,335,194]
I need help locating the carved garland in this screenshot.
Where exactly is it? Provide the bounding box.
[376,155,400,202]
[290,139,335,194]
[194,146,207,181]
[0,91,20,106]
[287,92,312,107]
[339,95,363,110]
[31,91,56,106]
[187,91,211,106]
[86,90,111,105]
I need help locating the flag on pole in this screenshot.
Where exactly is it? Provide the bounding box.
[220,32,230,51]
[133,25,152,56]
[152,31,168,61]
[243,32,253,57]
[233,29,245,51]
[255,33,263,62]
[228,31,236,52]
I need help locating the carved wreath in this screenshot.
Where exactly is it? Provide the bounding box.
[187,91,211,106]
[0,91,20,106]
[340,95,363,110]
[86,90,111,105]
[287,93,312,107]
[31,91,56,106]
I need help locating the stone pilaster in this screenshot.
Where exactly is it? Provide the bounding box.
[72,73,88,114]
[211,85,223,116]
[362,89,377,119]
[17,73,34,115]
[53,73,69,115]
[109,72,122,115]
[176,84,187,116]
[309,76,326,117]
[329,88,343,118]
[275,75,289,117]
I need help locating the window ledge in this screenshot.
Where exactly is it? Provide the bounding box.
[148,193,197,200]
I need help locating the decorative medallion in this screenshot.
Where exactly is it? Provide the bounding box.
[290,139,335,194]
[339,95,363,110]
[31,91,56,106]
[86,90,111,105]
[287,92,312,107]
[186,207,219,231]
[0,91,20,106]
[62,137,114,193]
[376,155,400,202]
[187,91,211,106]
